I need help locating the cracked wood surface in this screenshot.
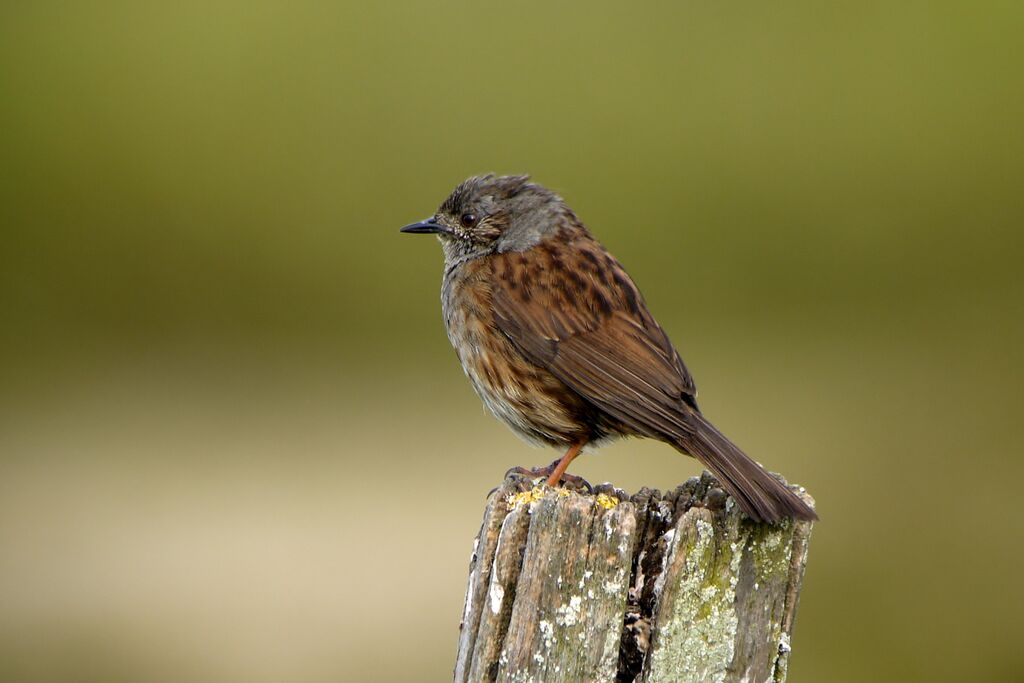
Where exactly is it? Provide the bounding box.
[453,472,815,683]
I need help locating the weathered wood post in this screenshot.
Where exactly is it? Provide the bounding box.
[453,472,815,683]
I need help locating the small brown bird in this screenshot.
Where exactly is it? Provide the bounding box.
[401,175,816,523]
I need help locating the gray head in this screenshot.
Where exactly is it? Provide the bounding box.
[400,174,571,263]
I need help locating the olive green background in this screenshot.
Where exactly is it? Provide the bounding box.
[1,2,1021,681]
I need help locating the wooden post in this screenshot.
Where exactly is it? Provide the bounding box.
[453,472,815,683]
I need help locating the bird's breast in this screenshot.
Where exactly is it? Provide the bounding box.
[440,260,591,447]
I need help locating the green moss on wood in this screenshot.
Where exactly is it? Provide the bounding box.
[645,509,747,683]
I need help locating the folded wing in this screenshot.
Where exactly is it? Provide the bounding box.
[489,249,698,442]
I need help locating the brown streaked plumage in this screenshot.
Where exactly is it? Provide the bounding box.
[401,174,817,523]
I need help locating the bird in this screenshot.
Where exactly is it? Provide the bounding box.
[400,174,816,523]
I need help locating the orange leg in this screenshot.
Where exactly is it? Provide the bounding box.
[545,440,587,487]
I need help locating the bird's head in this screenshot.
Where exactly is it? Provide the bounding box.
[400,174,569,263]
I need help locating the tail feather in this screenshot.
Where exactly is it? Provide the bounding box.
[678,412,817,524]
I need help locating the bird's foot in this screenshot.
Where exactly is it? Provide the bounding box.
[504,458,593,494]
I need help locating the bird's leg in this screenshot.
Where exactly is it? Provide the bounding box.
[545,439,587,488]
[503,440,591,492]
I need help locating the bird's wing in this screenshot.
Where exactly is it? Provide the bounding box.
[489,247,698,440]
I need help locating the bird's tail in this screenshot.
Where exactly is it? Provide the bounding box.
[677,411,817,524]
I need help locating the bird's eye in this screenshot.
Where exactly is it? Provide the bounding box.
[460,212,478,228]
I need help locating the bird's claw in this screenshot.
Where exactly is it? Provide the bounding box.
[504,459,593,494]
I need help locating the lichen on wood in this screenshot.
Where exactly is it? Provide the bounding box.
[453,472,815,683]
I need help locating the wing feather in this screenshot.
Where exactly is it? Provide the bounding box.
[490,250,697,441]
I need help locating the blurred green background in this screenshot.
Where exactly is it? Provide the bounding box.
[1,2,1022,681]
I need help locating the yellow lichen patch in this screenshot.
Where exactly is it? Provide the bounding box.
[596,493,619,509]
[556,488,572,498]
[506,487,545,511]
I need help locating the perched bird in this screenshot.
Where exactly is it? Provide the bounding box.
[401,175,816,523]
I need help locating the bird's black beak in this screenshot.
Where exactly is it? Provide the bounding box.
[400,217,449,235]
